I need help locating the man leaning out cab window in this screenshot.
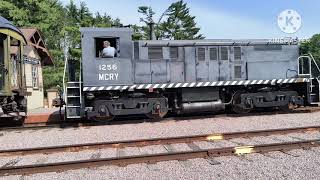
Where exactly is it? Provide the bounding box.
[101,41,116,58]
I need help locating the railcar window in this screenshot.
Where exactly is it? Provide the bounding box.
[32,65,39,88]
[234,47,241,60]
[209,47,218,60]
[234,65,242,78]
[95,37,119,58]
[220,47,229,61]
[197,47,205,61]
[170,47,178,59]
[148,47,163,59]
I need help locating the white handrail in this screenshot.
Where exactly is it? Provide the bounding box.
[79,57,82,112]
[297,56,312,77]
[309,53,320,76]
[63,55,68,102]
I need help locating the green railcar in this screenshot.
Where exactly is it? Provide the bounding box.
[0,16,27,120]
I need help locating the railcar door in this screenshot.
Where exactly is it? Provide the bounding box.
[231,46,246,80]
[195,47,209,81]
[218,46,231,81]
[208,47,219,81]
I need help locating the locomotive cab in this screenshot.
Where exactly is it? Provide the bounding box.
[81,28,134,86]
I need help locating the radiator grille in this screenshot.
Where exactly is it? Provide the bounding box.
[254,45,282,51]
[197,48,205,61]
[234,47,241,60]
[220,47,228,60]
[134,42,139,59]
[234,66,242,78]
[148,47,163,59]
[209,47,218,60]
[170,47,179,59]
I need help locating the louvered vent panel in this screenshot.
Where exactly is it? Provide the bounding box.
[220,47,228,60]
[170,47,179,59]
[234,66,242,78]
[234,47,241,60]
[209,47,218,60]
[134,42,139,59]
[197,48,205,61]
[254,45,282,51]
[148,47,163,59]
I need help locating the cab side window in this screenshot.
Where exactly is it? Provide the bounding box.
[95,37,119,58]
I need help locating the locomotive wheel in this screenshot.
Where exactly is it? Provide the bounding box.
[146,111,168,119]
[231,91,252,114]
[279,102,296,112]
[146,102,168,119]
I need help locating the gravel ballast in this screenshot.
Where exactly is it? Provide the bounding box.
[0,111,320,179]
[2,147,320,179]
[1,112,320,150]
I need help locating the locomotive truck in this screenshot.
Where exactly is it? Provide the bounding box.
[62,28,320,121]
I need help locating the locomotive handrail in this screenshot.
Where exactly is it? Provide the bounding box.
[79,57,82,111]
[309,53,320,77]
[63,55,68,103]
[297,55,312,77]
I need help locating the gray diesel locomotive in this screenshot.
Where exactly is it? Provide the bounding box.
[63,27,320,120]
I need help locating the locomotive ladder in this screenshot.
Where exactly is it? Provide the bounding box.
[63,58,83,119]
[298,54,320,105]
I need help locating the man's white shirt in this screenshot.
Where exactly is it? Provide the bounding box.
[102,47,116,57]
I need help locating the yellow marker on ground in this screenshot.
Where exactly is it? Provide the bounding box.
[206,134,224,141]
[234,146,255,155]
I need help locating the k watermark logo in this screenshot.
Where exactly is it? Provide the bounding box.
[277,9,302,34]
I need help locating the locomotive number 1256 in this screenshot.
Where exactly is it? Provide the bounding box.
[98,64,119,81]
[98,64,118,71]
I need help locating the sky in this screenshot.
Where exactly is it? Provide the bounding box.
[60,0,320,39]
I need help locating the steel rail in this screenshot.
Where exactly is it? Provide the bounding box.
[1,106,319,132]
[0,125,320,157]
[0,139,319,176]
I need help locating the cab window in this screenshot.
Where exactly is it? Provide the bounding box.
[95,37,119,58]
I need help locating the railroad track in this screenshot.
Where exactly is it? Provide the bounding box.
[1,106,320,132]
[0,125,320,176]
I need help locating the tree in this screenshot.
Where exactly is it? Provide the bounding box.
[160,0,204,40]
[300,34,320,76]
[137,1,204,40]
[137,6,156,40]
[0,0,65,50]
